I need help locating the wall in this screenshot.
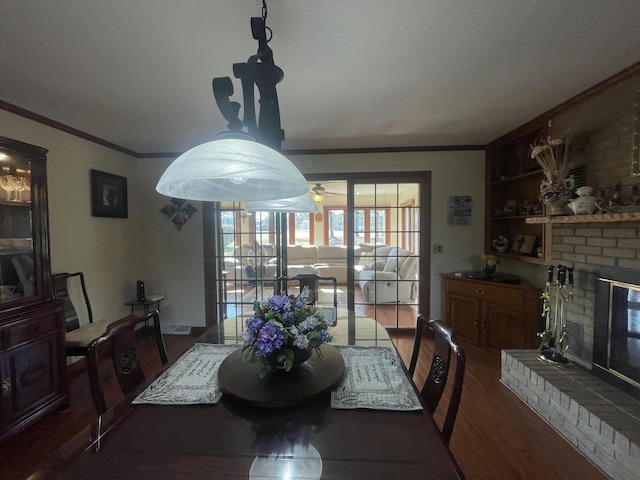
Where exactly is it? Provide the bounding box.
[0,109,147,323]
[135,157,205,328]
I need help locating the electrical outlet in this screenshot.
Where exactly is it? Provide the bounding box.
[433,244,444,254]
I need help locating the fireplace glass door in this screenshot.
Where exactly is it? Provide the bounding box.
[594,266,640,399]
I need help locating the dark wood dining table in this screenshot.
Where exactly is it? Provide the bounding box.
[34,311,465,479]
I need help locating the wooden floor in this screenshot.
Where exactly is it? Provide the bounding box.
[1,331,609,480]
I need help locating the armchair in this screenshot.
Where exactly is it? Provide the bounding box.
[358,247,418,303]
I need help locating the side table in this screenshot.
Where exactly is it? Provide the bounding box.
[125,294,166,316]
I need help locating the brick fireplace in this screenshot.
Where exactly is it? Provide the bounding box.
[501,350,640,480]
[552,221,640,371]
[498,70,640,479]
[500,221,640,480]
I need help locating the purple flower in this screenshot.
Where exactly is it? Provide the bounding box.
[298,316,317,333]
[256,322,284,357]
[281,311,295,326]
[242,330,256,344]
[267,295,291,313]
[318,330,333,344]
[245,316,264,334]
[293,334,310,349]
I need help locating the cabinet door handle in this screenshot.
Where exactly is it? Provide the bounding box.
[476,288,485,295]
[2,378,11,396]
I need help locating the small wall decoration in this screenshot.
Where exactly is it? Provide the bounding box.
[91,169,128,218]
[447,196,472,225]
[160,198,197,230]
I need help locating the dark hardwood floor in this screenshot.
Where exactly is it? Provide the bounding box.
[1,330,609,480]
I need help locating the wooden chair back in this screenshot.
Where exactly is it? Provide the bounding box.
[278,274,338,326]
[53,271,118,358]
[53,272,94,331]
[408,315,466,445]
[86,311,168,414]
[278,274,338,307]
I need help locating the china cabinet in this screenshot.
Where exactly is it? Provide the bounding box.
[441,274,542,349]
[0,136,66,443]
[485,124,552,264]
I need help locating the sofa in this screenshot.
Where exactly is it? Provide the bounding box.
[224,243,418,303]
[224,244,352,285]
[355,245,418,303]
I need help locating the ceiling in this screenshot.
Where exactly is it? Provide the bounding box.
[1,1,639,156]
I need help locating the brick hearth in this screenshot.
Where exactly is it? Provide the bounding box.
[501,350,640,480]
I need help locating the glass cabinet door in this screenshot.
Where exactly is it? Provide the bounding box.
[0,149,35,304]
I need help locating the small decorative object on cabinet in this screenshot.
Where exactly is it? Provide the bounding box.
[481,254,498,278]
[0,136,67,443]
[441,273,542,349]
[485,121,551,264]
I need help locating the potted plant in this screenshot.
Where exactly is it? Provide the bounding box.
[241,287,333,378]
[481,254,499,277]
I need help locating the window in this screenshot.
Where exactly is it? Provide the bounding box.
[250,211,275,245]
[289,212,314,245]
[325,208,345,245]
[220,208,242,256]
[353,207,390,245]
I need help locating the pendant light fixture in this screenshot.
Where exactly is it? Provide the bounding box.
[245,193,319,213]
[156,1,308,202]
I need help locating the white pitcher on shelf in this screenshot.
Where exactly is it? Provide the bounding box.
[568,185,596,215]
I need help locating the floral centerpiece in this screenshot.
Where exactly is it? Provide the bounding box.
[491,235,510,252]
[481,254,499,276]
[242,287,333,378]
[530,120,574,214]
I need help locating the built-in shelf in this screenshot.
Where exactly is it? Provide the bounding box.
[526,212,640,224]
[493,251,546,265]
[492,214,544,221]
[491,169,542,185]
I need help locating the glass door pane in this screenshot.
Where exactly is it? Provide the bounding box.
[353,182,421,329]
[0,154,34,303]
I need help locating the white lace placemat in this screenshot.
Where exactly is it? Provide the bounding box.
[132,343,239,405]
[331,346,423,411]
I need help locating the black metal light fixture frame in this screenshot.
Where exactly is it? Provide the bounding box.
[212,0,284,150]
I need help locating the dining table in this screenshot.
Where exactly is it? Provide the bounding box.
[33,310,465,479]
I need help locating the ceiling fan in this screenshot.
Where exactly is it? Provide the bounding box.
[309,183,341,203]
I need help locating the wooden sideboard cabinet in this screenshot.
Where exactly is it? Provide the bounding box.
[441,274,542,349]
[0,136,67,443]
[1,302,66,442]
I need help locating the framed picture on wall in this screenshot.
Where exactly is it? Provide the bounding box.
[90,169,128,218]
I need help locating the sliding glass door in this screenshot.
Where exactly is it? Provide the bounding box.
[204,172,430,336]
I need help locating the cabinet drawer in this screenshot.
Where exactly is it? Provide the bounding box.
[2,316,58,348]
[445,278,525,306]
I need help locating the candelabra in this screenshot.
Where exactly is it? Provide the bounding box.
[538,264,573,364]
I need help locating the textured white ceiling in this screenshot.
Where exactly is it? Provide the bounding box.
[1,0,639,155]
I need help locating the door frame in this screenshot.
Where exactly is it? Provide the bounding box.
[203,171,431,330]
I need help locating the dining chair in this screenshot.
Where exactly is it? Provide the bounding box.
[408,315,466,445]
[278,273,338,326]
[86,310,168,414]
[53,272,112,357]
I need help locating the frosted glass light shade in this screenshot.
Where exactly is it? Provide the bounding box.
[156,138,309,201]
[245,193,319,213]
